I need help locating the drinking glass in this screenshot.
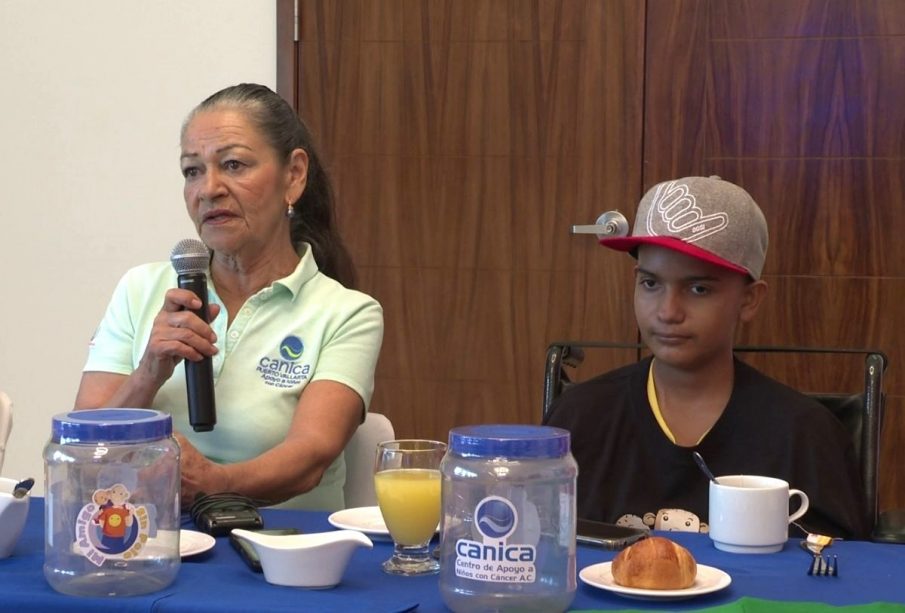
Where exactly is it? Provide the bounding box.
[374,439,446,575]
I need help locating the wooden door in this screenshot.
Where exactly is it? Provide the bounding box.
[286,0,645,440]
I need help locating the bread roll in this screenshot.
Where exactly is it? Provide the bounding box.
[611,536,697,590]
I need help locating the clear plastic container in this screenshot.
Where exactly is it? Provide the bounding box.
[439,425,577,613]
[44,409,181,597]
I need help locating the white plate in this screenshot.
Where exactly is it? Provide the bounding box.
[180,529,216,558]
[327,506,390,538]
[579,562,731,601]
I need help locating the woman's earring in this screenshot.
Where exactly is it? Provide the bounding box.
[286,205,295,218]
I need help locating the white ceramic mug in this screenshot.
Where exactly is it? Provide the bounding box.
[0,477,30,558]
[709,475,809,554]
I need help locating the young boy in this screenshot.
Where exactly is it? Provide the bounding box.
[543,176,867,539]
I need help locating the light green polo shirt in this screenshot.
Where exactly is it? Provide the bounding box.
[84,244,384,511]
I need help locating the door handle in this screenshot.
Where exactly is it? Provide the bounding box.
[571,211,629,238]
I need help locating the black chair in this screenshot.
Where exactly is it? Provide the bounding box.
[543,341,890,539]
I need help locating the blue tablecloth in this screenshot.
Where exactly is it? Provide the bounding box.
[2,499,904,612]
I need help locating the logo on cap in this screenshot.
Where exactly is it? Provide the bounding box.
[646,180,728,243]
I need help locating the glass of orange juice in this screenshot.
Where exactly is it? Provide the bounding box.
[374,439,446,575]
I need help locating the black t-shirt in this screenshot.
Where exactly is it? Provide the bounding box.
[543,356,868,539]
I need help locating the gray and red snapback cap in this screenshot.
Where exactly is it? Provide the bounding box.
[601,176,769,280]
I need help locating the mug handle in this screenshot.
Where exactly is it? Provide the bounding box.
[788,489,810,524]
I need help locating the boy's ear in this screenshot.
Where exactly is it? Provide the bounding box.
[739,279,768,323]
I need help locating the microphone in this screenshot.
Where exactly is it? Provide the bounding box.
[170,239,216,432]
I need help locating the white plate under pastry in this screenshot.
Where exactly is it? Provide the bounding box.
[579,561,731,601]
[180,529,216,558]
[327,506,391,538]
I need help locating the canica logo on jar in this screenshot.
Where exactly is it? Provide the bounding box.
[74,484,151,567]
[453,496,536,584]
[476,498,516,539]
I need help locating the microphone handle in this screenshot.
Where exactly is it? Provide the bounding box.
[178,272,217,432]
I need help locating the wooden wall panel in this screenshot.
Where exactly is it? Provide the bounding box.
[709,0,905,37]
[296,0,645,441]
[641,0,709,178]
[741,275,905,394]
[645,0,905,510]
[881,397,905,510]
[708,39,905,159]
[703,159,905,277]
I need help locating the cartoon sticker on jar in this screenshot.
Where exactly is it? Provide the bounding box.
[75,483,150,566]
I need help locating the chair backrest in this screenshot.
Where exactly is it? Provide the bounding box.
[542,341,887,535]
[0,391,11,475]
[343,412,395,508]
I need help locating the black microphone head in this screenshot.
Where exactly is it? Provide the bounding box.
[170,239,209,275]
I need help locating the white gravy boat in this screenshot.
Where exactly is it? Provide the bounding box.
[0,477,30,558]
[232,528,373,588]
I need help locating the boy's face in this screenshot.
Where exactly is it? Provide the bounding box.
[634,245,765,371]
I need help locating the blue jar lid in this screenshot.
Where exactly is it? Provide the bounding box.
[52,409,172,444]
[448,424,570,459]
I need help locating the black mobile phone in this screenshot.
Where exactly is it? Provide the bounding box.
[229,528,301,572]
[576,519,649,550]
[197,507,264,536]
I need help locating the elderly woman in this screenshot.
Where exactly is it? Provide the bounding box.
[75,83,383,511]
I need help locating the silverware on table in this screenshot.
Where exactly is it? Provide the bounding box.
[801,534,839,577]
[807,553,838,577]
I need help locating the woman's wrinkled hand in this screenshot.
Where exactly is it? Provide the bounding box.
[137,288,221,389]
[175,432,230,509]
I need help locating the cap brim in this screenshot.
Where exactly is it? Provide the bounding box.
[600,236,752,277]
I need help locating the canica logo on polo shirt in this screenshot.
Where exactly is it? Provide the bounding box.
[257,335,311,389]
[279,335,304,360]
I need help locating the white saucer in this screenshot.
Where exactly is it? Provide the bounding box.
[180,529,216,557]
[579,561,731,601]
[327,506,390,538]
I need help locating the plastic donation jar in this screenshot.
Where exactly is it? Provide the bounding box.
[44,408,181,597]
[439,424,577,613]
